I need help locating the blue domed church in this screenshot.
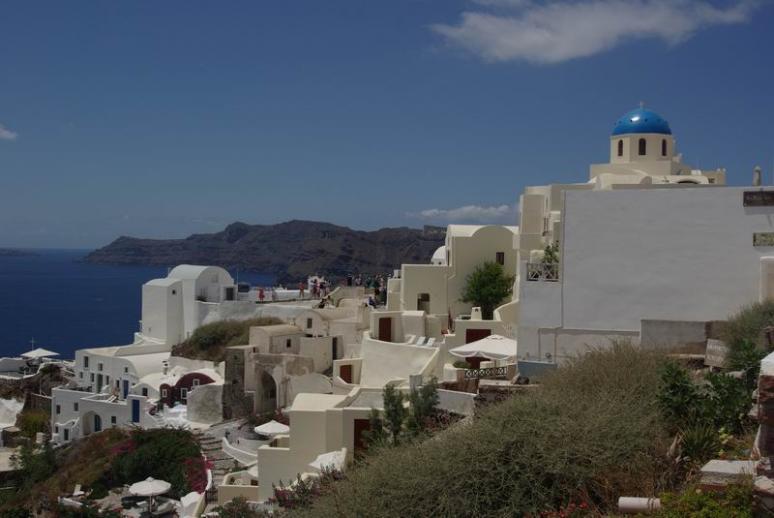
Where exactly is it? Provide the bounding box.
[589,106,725,185]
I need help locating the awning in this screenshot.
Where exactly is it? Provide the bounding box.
[449,334,517,361]
[21,348,59,359]
[308,450,346,472]
[254,420,289,436]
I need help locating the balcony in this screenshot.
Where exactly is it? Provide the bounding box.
[526,262,559,282]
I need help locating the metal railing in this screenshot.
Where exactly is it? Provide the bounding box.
[526,262,559,282]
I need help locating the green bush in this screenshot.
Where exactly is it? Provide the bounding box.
[460,262,515,320]
[172,317,282,361]
[16,409,50,439]
[108,429,202,498]
[657,361,753,437]
[656,483,753,518]
[287,344,674,517]
[452,360,471,369]
[679,426,721,465]
[722,301,774,376]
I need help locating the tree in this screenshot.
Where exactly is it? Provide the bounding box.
[363,408,387,447]
[382,384,407,445]
[460,262,515,320]
[407,378,440,436]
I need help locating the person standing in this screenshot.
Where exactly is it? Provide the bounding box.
[258,287,265,303]
[298,281,305,299]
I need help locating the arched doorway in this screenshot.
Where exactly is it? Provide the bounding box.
[81,411,102,436]
[255,371,277,415]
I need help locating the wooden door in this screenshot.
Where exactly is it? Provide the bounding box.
[378,317,392,342]
[465,328,491,344]
[353,418,371,452]
[340,364,353,384]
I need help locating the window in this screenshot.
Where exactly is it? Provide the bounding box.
[307,318,313,329]
[73,403,78,412]
[83,356,89,368]
[124,367,128,374]
[638,138,646,156]
[79,372,83,379]
[56,405,61,414]
[90,373,95,382]
[98,363,103,372]
[111,416,117,425]
[286,339,292,348]
[161,388,168,398]
[55,426,59,434]
[181,388,188,401]
[192,379,200,387]
[661,139,667,157]
[617,139,623,157]
[172,289,177,295]
[64,429,69,441]
[141,388,148,397]
[496,252,505,265]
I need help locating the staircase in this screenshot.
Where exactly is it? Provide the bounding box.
[193,430,237,489]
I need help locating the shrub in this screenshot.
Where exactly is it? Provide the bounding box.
[406,378,440,436]
[656,483,753,518]
[17,409,50,439]
[215,496,265,517]
[382,384,407,445]
[679,426,721,465]
[460,262,515,320]
[286,344,673,517]
[452,360,471,369]
[172,317,282,361]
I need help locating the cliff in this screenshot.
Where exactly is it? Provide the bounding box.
[85,220,446,283]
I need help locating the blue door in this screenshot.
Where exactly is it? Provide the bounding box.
[122,379,129,399]
[94,414,102,433]
[131,399,140,423]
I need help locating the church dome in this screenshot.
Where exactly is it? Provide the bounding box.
[611,107,672,136]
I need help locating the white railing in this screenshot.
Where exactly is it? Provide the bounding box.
[526,262,559,282]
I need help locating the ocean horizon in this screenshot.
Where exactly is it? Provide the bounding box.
[0,250,273,359]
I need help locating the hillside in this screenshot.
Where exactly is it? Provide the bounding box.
[85,220,446,283]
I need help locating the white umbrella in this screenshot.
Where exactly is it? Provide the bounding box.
[129,477,171,512]
[21,347,59,359]
[254,420,289,436]
[308,450,346,472]
[449,334,518,361]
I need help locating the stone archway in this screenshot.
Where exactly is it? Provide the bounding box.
[81,411,101,436]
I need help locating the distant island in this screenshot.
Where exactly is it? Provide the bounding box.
[0,248,37,257]
[85,220,446,283]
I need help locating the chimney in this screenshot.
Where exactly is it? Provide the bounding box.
[754,166,762,187]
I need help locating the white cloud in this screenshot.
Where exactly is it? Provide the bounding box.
[0,124,17,141]
[431,0,759,64]
[407,203,517,224]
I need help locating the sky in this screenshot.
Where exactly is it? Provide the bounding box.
[1,0,773,248]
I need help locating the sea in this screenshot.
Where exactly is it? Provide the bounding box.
[0,250,273,360]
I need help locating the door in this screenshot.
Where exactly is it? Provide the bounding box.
[332,337,338,360]
[94,414,102,433]
[417,293,430,313]
[131,399,140,423]
[353,418,371,452]
[465,328,491,344]
[340,364,353,384]
[122,380,129,399]
[96,374,103,393]
[378,317,392,342]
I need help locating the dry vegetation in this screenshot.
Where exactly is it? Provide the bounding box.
[171,317,282,362]
[288,344,675,517]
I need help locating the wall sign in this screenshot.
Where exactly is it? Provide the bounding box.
[754,233,774,246]
[744,191,774,207]
[463,366,507,379]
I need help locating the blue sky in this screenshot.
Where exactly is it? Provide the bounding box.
[1,0,772,248]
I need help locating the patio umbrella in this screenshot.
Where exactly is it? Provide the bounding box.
[21,347,59,359]
[308,450,346,472]
[254,420,289,436]
[129,477,171,512]
[449,334,518,361]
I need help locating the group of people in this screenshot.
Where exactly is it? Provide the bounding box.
[254,273,390,305]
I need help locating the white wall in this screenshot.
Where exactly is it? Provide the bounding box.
[560,187,774,331]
